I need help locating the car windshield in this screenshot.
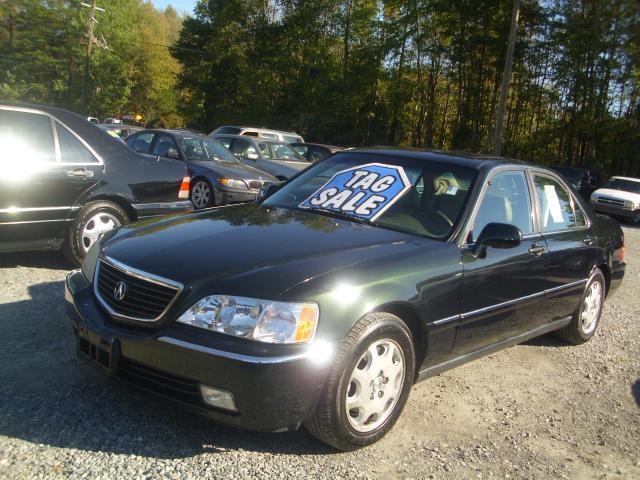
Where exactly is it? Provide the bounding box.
[604,178,640,194]
[258,141,306,161]
[177,135,238,163]
[263,153,478,239]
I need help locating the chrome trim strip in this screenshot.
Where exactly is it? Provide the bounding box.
[131,201,193,211]
[0,219,71,225]
[430,314,460,326]
[0,206,77,213]
[545,279,587,295]
[93,256,183,323]
[157,336,308,364]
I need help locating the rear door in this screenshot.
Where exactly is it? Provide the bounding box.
[530,172,597,318]
[454,169,549,356]
[0,107,103,251]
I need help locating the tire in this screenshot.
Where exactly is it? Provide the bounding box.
[64,201,128,265]
[190,179,214,209]
[304,312,415,451]
[557,268,606,345]
[631,210,640,226]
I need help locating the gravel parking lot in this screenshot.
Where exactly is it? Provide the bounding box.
[0,227,638,480]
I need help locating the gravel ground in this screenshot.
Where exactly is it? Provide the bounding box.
[0,227,638,480]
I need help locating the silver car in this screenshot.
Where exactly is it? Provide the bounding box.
[213,134,310,180]
[210,126,303,143]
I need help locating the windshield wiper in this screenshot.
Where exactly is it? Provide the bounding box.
[308,207,378,227]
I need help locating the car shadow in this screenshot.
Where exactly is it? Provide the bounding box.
[0,281,335,458]
[521,332,568,348]
[632,379,640,406]
[0,251,74,270]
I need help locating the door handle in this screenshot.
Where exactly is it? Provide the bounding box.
[67,168,94,178]
[583,237,595,246]
[528,245,546,256]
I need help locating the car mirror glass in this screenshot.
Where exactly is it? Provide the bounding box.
[166,148,180,160]
[473,222,522,258]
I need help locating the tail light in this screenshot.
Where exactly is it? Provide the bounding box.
[178,176,190,199]
[620,237,625,262]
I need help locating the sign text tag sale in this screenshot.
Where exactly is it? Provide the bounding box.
[299,163,411,222]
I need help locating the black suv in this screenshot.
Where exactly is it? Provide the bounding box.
[0,104,193,264]
[550,165,602,199]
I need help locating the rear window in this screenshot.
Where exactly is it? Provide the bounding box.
[0,109,56,164]
[213,126,241,135]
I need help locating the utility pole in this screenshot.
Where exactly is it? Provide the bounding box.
[493,0,520,155]
[80,0,106,115]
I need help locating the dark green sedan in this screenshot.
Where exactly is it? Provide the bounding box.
[65,149,625,450]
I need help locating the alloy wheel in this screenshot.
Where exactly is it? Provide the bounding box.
[81,212,120,252]
[191,181,211,209]
[581,280,602,335]
[345,338,405,433]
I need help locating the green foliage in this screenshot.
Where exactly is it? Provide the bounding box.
[0,0,184,127]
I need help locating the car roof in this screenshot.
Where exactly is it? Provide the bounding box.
[342,147,535,171]
[610,176,640,182]
[212,134,289,144]
[138,128,213,140]
[221,125,300,135]
[291,142,345,150]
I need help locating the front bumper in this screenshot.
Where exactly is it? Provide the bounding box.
[65,270,329,432]
[214,188,259,205]
[591,202,636,219]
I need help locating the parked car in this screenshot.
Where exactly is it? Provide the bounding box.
[103,118,122,125]
[0,103,193,265]
[210,125,304,143]
[65,148,624,450]
[550,165,602,199]
[213,134,310,180]
[290,142,345,163]
[87,116,100,124]
[126,129,278,209]
[590,176,640,225]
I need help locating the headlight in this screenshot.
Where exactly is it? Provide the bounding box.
[177,295,319,344]
[81,240,101,281]
[624,200,634,209]
[218,178,248,190]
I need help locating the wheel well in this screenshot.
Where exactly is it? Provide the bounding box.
[83,195,136,222]
[373,303,427,380]
[192,175,212,187]
[598,263,611,296]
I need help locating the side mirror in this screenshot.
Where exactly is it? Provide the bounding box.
[245,152,259,160]
[166,148,180,160]
[257,182,280,201]
[473,222,522,258]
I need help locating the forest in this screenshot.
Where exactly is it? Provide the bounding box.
[1,0,639,176]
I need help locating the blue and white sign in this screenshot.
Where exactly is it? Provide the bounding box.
[299,163,412,222]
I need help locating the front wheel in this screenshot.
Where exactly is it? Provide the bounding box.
[190,179,213,209]
[304,312,415,450]
[557,268,606,345]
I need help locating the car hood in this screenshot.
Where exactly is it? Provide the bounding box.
[190,160,278,182]
[592,188,640,202]
[102,204,426,299]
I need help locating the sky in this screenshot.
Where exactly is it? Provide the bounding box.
[150,0,197,15]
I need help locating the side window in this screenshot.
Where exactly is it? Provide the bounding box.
[258,142,273,159]
[231,139,257,159]
[56,123,96,163]
[130,132,154,153]
[152,134,179,158]
[0,109,55,163]
[216,137,232,149]
[472,171,533,241]
[533,175,578,231]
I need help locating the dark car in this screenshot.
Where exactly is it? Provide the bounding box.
[126,129,278,209]
[550,165,602,199]
[290,142,345,163]
[0,103,192,265]
[65,149,624,450]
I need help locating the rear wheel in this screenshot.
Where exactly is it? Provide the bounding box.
[631,210,640,226]
[304,312,415,451]
[64,201,128,265]
[557,268,605,345]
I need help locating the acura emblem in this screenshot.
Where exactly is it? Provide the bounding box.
[114,281,127,301]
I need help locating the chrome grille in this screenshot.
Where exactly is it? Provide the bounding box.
[248,180,263,190]
[94,258,181,322]
[595,196,626,208]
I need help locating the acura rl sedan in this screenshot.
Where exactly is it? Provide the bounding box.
[65,149,625,450]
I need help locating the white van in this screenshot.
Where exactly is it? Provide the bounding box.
[209,125,304,144]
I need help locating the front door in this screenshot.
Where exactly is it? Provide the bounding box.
[454,169,549,356]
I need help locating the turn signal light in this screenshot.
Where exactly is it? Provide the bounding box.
[179,176,190,199]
